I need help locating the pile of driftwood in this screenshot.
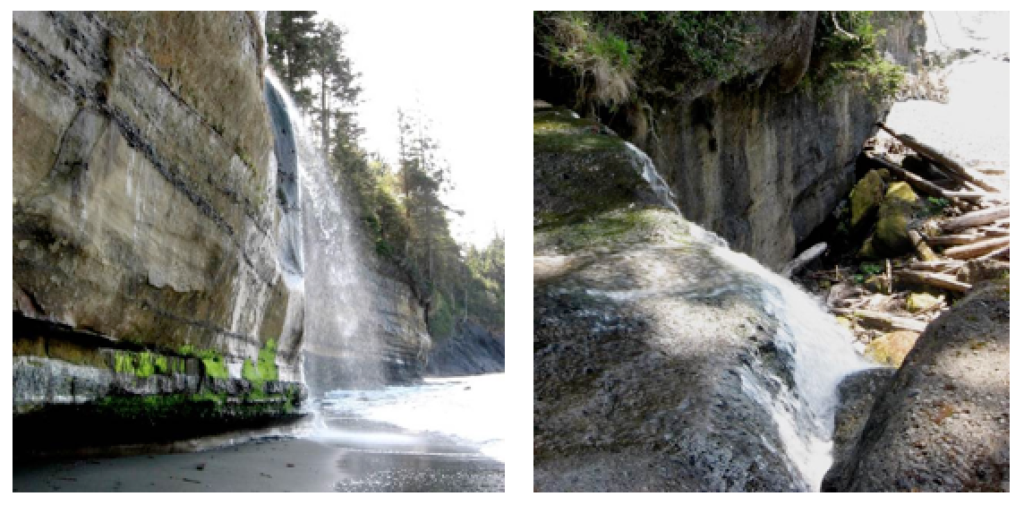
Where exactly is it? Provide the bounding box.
[872,122,1009,295]
[788,123,1010,339]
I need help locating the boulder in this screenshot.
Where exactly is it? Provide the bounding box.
[823,280,1010,492]
[872,182,924,256]
[830,368,896,475]
[906,292,940,313]
[864,330,919,367]
[850,170,886,228]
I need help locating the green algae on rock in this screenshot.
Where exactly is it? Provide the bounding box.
[850,169,886,228]
[872,181,924,256]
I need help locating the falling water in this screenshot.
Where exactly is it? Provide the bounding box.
[624,142,871,490]
[265,73,388,392]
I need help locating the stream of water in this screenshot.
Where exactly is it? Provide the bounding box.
[624,142,871,490]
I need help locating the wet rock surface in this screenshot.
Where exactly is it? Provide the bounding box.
[823,280,1010,492]
[828,368,895,475]
[426,322,504,377]
[534,119,811,491]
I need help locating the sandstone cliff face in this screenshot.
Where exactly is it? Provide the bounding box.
[647,14,925,270]
[12,12,435,424]
[13,12,295,374]
[537,13,925,270]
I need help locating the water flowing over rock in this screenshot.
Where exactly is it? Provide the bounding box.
[534,113,870,491]
[262,75,431,394]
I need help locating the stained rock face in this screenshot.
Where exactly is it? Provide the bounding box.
[823,280,1010,492]
[12,11,308,449]
[13,11,293,374]
[534,113,807,491]
[425,322,504,377]
[537,13,925,270]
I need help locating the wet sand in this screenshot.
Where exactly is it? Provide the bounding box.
[13,429,503,492]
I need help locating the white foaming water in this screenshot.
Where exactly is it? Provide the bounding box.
[623,142,871,490]
[318,374,507,461]
[265,71,394,387]
[624,142,681,215]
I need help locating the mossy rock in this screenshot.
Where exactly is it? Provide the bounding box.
[535,207,689,255]
[850,170,886,228]
[857,234,878,259]
[863,275,887,294]
[534,112,662,228]
[864,330,920,367]
[906,292,940,313]
[872,182,923,256]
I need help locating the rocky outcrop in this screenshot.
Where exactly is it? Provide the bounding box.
[828,368,896,475]
[823,280,1010,492]
[426,322,504,377]
[533,111,855,491]
[12,11,305,449]
[536,13,926,270]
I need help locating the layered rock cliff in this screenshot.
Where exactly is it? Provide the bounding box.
[535,12,926,269]
[11,11,433,454]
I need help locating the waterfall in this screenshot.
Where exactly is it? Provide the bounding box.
[624,142,871,490]
[264,73,389,392]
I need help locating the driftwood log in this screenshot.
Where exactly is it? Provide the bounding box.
[939,206,1011,233]
[907,260,965,272]
[832,308,927,333]
[896,269,971,293]
[870,155,987,201]
[908,230,940,262]
[943,236,1010,260]
[783,242,828,278]
[925,234,981,247]
[877,123,1000,192]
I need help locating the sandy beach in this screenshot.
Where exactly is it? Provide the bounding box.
[14,431,503,492]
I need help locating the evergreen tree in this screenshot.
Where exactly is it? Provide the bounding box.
[311,21,362,158]
[266,11,318,110]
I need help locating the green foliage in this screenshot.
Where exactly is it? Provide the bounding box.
[265,11,318,109]
[852,273,866,284]
[201,354,229,379]
[267,12,504,340]
[802,12,906,103]
[859,262,883,276]
[114,351,161,378]
[927,196,950,214]
[536,11,748,111]
[178,344,229,379]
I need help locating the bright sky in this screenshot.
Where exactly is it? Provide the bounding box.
[319,8,506,249]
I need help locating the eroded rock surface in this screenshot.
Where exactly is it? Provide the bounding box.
[534,113,815,491]
[823,280,1010,492]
